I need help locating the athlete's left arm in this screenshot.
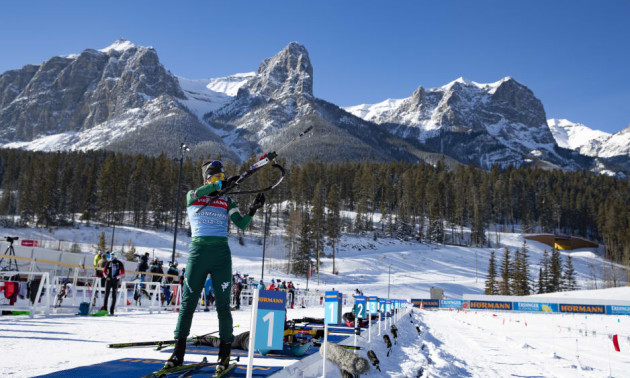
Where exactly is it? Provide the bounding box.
[228,198,253,230]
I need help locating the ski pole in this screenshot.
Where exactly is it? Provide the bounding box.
[107,330,219,348]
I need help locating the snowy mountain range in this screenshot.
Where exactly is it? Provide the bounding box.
[0,39,627,172]
[547,118,630,158]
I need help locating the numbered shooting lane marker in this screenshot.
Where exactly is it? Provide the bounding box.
[324,291,342,324]
[367,296,378,343]
[378,298,386,314]
[323,291,342,378]
[246,289,286,378]
[254,290,286,350]
[354,295,367,319]
[368,296,378,315]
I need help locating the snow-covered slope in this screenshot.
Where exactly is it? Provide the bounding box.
[598,125,630,158]
[547,118,611,156]
[548,118,630,159]
[1,219,628,377]
[176,72,254,121]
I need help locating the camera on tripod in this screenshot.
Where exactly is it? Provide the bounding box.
[5,236,19,243]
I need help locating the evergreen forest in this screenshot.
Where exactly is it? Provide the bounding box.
[0,148,628,272]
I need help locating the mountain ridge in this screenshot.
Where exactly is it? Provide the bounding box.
[0,39,627,174]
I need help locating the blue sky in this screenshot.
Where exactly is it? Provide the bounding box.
[1,1,628,134]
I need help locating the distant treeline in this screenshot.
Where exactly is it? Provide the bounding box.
[0,148,628,266]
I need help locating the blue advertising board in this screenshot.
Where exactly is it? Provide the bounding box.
[514,302,558,313]
[324,291,342,324]
[606,305,630,316]
[254,290,286,350]
[440,299,468,309]
[368,296,378,314]
[354,295,367,319]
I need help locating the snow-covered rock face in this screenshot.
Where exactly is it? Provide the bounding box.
[547,118,611,157]
[548,119,630,158]
[0,39,191,151]
[345,77,564,169]
[241,42,313,100]
[599,125,630,158]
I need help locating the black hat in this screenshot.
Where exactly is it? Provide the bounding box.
[201,160,224,180]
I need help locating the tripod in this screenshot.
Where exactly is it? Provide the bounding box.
[0,237,19,271]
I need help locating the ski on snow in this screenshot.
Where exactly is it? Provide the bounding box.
[142,357,211,378]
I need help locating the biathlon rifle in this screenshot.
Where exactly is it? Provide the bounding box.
[196,126,312,214]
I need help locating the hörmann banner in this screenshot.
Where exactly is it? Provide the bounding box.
[411,299,439,308]
[513,302,558,313]
[559,304,606,314]
[469,300,512,310]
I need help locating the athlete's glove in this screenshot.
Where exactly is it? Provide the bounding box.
[222,175,240,191]
[248,193,265,216]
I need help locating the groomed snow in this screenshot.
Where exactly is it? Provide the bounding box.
[1,220,628,376]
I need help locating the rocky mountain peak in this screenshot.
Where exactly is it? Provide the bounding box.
[241,42,313,99]
[410,85,426,102]
[99,38,139,54]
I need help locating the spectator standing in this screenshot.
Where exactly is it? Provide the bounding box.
[257,280,265,290]
[287,281,295,309]
[150,259,163,283]
[137,252,149,282]
[267,279,276,291]
[102,251,125,315]
[233,276,244,310]
[97,252,108,290]
[94,251,103,277]
[167,262,179,284]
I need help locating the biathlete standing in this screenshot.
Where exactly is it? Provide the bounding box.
[165,160,265,372]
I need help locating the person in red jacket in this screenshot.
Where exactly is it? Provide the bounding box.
[102,251,125,315]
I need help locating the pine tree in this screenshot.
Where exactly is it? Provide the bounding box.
[510,248,522,295]
[425,175,444,243]
[18,158,38,224]
[326,185,341,274]
[96,231,107,252]
[563,254,578,291]
[485,250,498,295]
[81,158,99,226]
[537,267,544,294]
[128,155,150,227]
[499,247,511,295]
[125,243,137,261]
[284,205,301,274]
[519,240,531,295]
[292,212,312,275]
[540,249,550,293]
[311,181,325,281]
[549,248,562,292]
[149,154,173,230]
[470,189,486,246]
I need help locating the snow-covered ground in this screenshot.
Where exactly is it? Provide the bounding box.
[1,221,629,376]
